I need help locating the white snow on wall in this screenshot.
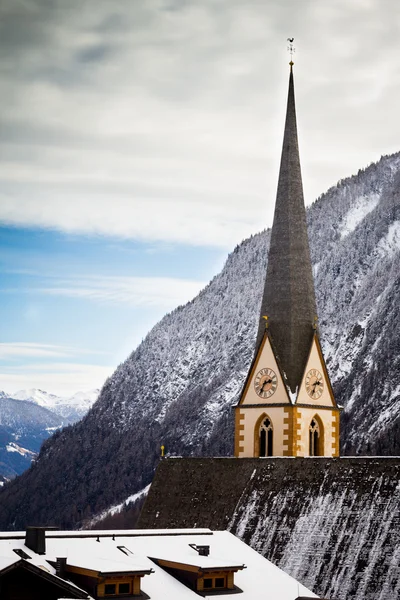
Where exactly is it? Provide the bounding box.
[230,466,400,600]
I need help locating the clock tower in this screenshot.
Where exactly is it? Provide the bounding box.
[234,59,340,458]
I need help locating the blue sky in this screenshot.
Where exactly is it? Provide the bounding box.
[1,0,400,395]
[0,225,225,394]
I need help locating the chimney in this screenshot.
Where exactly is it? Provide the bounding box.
[189,543,210,556]
[56,557,67,579]
[197,545,210,556]
[25,527,47,555]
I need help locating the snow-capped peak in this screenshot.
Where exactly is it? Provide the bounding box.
[12,388,60,407]
[8,388,100,421]
[66,389,100,408]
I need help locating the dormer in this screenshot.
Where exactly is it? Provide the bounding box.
[48,559,153,598]
[150,543,245,594]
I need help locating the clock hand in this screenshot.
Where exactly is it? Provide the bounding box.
[260,378,272,392]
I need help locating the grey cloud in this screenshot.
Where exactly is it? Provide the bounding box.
[1,0,400,244]
[95,12,130,33]
[75,43,113,64]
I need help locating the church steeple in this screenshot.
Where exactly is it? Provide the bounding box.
[255,61,316,394]
[234,51,340,459]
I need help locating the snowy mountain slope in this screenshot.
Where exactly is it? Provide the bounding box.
[0,396,64,478]
[0,151,399,531]
[309,155,400,453]
[11,388,99,422]
[229,459,400,600]
[0,388,99,477]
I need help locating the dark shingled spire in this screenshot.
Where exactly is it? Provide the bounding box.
[255,64,317,394]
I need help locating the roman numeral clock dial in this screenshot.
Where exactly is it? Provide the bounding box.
[254,368,278,399]
[305,369,324,399]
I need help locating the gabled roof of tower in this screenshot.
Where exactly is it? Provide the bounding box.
[296,331,339,409]
[237,329,291,406]
[255,63,317,394]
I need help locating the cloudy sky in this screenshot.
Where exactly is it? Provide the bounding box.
[1,0,400,396]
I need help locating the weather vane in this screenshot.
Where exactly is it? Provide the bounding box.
[287,37,295,65]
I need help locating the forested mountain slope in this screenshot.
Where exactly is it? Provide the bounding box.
[0,152,399,529]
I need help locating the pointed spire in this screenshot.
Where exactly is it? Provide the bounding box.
[255,63,317,394]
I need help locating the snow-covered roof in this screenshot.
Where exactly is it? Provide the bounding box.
[0,555,18,571]
[0,529,319,599]
[50,542,151,576]
[0,537,88,597]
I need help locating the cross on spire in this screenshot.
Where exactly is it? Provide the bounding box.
[287,37,295,66]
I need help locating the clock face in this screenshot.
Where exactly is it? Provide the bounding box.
[305,369,324,399]
[254,368,277,399]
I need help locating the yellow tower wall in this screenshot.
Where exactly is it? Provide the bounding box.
[235,334,340,458]
[235,407,290,457]
[293,407,339,457]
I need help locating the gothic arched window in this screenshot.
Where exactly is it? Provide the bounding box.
[260,417,273,457]
[309,418,320,456]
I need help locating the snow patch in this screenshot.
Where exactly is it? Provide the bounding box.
[340,193,380,239]
[234,489,260,539]
[370,384,400,432]
[201,375,243,424]
[151,338,209,424]
[346,383,362,411]
[84,484,151,528]
[6,443,36,458]
[375,221,400,258]
[287,386,298,404]
[389,383,400,402]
